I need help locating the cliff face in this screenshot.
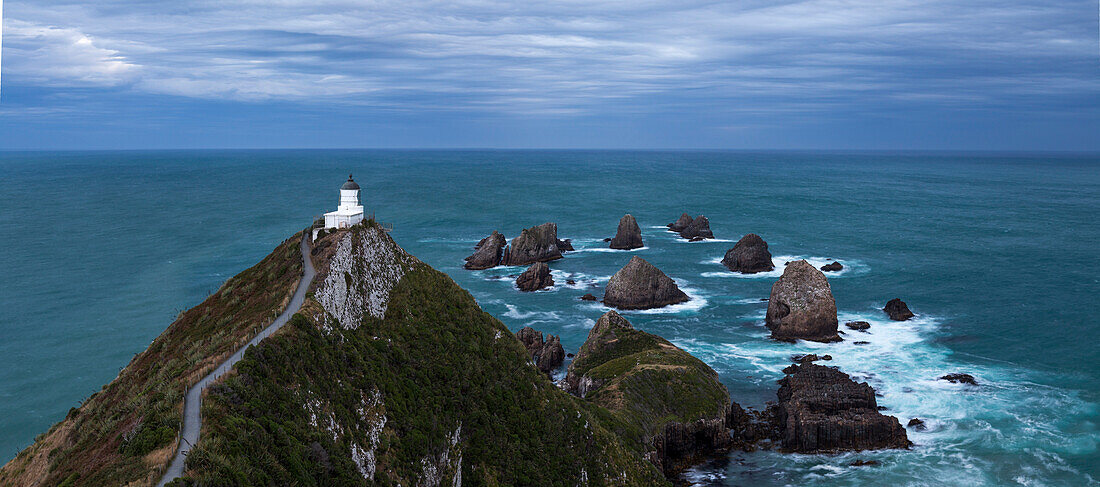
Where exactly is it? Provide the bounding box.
[178,224,667,486]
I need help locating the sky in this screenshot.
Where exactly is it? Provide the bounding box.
[0,0,1098,150]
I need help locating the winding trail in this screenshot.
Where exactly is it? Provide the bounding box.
[157,234,316,486]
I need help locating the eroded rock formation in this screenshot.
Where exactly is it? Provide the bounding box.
[501,223,564,266]
[516,326,566,374]
[820,261,843,272]
[667,213,693,232]
[464,231,506,270]
[515,262,554,292]
[603,256,689,310]
[765,260,840,342]
[721,234,775,273]
[610,214,644,250]
[679,215,714,240]
[884,298,915,321]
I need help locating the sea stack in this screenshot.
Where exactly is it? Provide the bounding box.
[884,298,915,321]
[515,262,554,292]
[610,214,644,250]
[776,362,911,452]
[603,256,689,310]
[721,234,775,273]
[464,230,506,270]
[501,222,564,266]
[667,213,693,232]
[765,260,840,342]
[516,326,566,375]
[679,215,714,240]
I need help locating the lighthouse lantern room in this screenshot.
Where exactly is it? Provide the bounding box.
[323,174,365,230]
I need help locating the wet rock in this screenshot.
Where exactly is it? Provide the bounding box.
[850,460,880,467]
[610,214,645,250]
[775,363,911,452]
[689,236,705,242]
[845,321,871,331]
[722,234,775,274]
[558,238,574,252]
[765,260,840,342]
[516,326,565,375]
[463,230,506,270]
[515,262,554,292]
[821,355,833,361]
[820,261,843,272]
[853,341,871,345]
[579,293,598,301]
[501,223,564,266]
[906,418,926,431]
[603,237,613,242]
[603,256,690,310]
[939,373,978,386]
[791,354,820,364]
[679,215,714,240]
[667,213,693,232]
[884,298,915,321]
[566,279,576,285]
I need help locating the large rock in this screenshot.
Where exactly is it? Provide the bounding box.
[776,363,911,452]
[463,231,506,270]
[667,213,693,232]
[516,326,565,375]
[765,260,840,342]
[565,311,743,476]
[679,215,714,240]
[603,256,689,310]
[501,223,564,266]
[884,298,915,321]
[610,214,644,250]
[515,262,554,292]
[721,234,775,273]
[557,238,574,251]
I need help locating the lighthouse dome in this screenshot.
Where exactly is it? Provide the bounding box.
[341,174,360,190]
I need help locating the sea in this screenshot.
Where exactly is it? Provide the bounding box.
[0,150,1097,485]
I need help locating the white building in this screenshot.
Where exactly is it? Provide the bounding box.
[323,174,365,230]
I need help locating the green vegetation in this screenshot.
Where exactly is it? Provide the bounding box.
[181,264,668,486]
[0,232,305,487]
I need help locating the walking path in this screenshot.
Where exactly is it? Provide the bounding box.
[157,234,316,486]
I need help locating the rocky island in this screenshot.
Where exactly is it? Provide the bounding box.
[722,233,775,273]
[766,260,841,342]
[603,256,690,309]
[610,213,644,250]
[501,222,565,266]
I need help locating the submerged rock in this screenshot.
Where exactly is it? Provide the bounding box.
[820,261,843,272]
[850,460,880,467]
[610,214,644,250]
[679,215,714,240]
[501,223,564,266]
[845,321,871,331]
[765,260,840,342]
[939,373,978,386]
[603,256,690,310]
[776,363,910,452]
[515,262,554,292]
[667,213,693,232]
[884,298,915,321]
[579,293,598,301]
[721,234,775,273]
[907,418,927,431]
[516,326,565,375]
[464,231,506,270]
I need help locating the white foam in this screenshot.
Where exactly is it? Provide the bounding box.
[702,254,865,279]
[502,304,561,323]
[671,238,735,243]
[571,246,649,253]
[621,280,709,315]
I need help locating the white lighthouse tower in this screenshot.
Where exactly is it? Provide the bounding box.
[323,174,365,230]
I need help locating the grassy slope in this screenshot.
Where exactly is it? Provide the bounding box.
[0,232,304,487]
[179,263,669,486]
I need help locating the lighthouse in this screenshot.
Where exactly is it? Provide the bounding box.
[323,174,365,230]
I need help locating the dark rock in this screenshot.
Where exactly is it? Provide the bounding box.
[566,279,576,285]
[850,460,880,467]
[558,238,574,252]
[603,237,613,242]
[884,298,915,321]
[516,326,565,375]
[610,214,645,250]
[515,262,554,292]
[853,341,871,345]
[821,355,833,361]
[820,261,843,272]
[464,231,506,270]
[689,236,705,242]
[603,256,689,310]
[765,260,841,342]
[566,353,574,358]
[579,293,598,301]
[907,418,926,431]
[845,321,871,331]
[679,215,714,240]
[667,213,693,232]
[791,354,820,363]
[501,223,564,266]
[775,363,911,452]
[939,373,978,386]
[721,234,775,274]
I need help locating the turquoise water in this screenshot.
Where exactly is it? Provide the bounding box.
[1,150,1097,485]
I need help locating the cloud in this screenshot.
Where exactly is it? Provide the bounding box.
[3,19,140,86]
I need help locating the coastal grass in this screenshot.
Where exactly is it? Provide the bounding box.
[0,232,305,487]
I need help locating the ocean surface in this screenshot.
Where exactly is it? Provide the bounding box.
[1,150,1097,485]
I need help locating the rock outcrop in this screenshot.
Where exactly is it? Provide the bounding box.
[667,213,693,232]
[610,214,644,250]
[845,321,871,331]
[579,293,598,301]
[775,363,910,452]
[557,238,574,251]
[765,260,840,342]
[884,298,915,321]
[464,231,506,270]
[501,223,564,266]
[313,224,418,330]
[721,234,775,273]
[939,373,978,385]
[820,261,843,272]
[515,262,553,292]
[603,256,690,310]
[516,326,565,374]
[679,215,714,240]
